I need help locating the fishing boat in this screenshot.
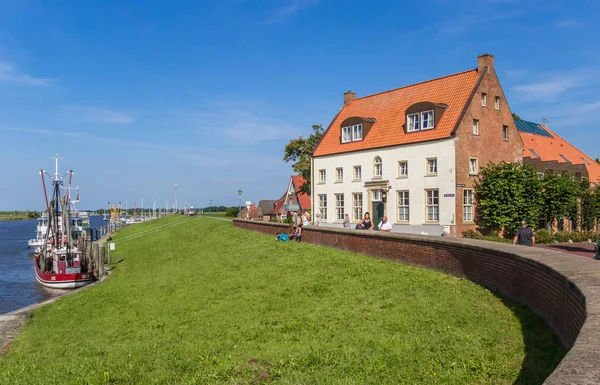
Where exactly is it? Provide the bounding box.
[34,154,93,289]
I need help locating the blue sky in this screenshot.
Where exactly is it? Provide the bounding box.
[1,0,599,210]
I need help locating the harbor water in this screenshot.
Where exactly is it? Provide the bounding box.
[0,215,105,314]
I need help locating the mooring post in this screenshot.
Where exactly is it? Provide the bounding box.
[92,244,99,278]
[98,246,105,280]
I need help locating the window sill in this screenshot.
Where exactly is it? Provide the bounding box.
[469,173,479,176]
[503,138,509,141]
[425,174,438,177]
[317,182,326,185]
[423,222,440,225]
[372,176,383,180]
[473,133,479,136]
[334,181,343,184]
[352,179,362,182]
[396,176,408,179]
[462,220,475,225]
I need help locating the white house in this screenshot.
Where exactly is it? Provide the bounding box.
[311,54,523,236]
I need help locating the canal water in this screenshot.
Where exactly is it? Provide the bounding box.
[0,215,105,314]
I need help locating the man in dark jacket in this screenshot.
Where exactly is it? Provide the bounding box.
[513,221,535,246]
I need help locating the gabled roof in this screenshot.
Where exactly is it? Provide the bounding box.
[313,68,482,157]
[516,118,600,184]
[290,176,311,209]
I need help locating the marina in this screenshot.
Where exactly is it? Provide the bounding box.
[0,215,105,314]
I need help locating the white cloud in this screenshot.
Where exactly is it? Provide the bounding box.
[555,19,582,28]
[62,105,134,124]
[265,0,319,24]
[513,78,582,101]
[0,61,55,86]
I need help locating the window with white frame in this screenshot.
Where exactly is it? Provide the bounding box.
[342,124,363,143]
[469,158,478,175]
[463,189,474,221]
[352,193,363,221]
[481,93,487,107]
[495,96,500,110]
[335,193,344,221]
[473,119,479,135]
[398,161,408,177]
[502,125,508,140]
[407,113,420,132]
[397,191,409,221]
[427,158,437,175]
[421,110,434,130]
[425,189,439,222]
[372,189,382,202]
[319,169,326,183]
[352,124,363,141]
[341,126,352,143]
[335,167,343,182]
[318,194,327,220]
[374,157,382,178]
[353,166,361,181]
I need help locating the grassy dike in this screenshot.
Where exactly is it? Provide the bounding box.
[0,216,565,384]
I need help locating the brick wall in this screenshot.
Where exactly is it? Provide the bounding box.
[454,61,524,236]
[233,219,600,385]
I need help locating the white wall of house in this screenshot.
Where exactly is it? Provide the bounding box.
[312,138,457,235]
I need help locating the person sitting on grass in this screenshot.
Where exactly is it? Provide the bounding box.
[377,216,393,232]
[276,232,289,242]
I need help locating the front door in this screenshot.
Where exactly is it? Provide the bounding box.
[372,201,384,230]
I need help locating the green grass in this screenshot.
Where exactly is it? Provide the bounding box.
[0,216,566,384]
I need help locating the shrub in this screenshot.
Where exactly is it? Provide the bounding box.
[462,229,482,240]
[225,207,240,217]
[583,231,598,242]
[535,229,552,244]
[570,231,587,243]
[553,232,571,243]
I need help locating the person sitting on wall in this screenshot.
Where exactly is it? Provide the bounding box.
[377,216,393,232]
[276,232,289,242]
[342,213,351,228]
[355,212,373,230]
[315,213,321,226]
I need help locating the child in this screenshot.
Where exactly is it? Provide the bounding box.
[276,232,289,242]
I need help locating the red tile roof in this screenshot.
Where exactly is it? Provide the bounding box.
[518,123,600,184]
[291,176,311,209]
[314,69,481,157]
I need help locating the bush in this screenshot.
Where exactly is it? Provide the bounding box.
[583,231,598,242]
[535,229,553,244]
[570,231,587,243]
[481,235,512,243]
[462,229,482,239]
[553,232,571,243]
[225,207,240,217]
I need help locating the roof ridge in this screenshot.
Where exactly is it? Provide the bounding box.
[352,68,479,102]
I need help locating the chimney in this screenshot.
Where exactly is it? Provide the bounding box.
[477,53,494,71]
[344,90,356,104]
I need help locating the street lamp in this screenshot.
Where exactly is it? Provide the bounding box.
[238,188,242,218]
[210,199,212,216]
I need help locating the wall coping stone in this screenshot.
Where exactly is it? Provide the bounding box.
[233,220,600,384]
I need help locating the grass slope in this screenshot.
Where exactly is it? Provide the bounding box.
[0,217,565,384]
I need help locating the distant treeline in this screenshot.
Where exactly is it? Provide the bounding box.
[0,211,41,220]
[88,206,235,215]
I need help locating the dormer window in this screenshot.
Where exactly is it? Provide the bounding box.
[407,113,420,132]
[353,124,363,140]
[404,102,445,134]
[422,110,434,130]
[341,124,363,143]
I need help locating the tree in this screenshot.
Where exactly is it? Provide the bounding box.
[579,181,598,231]
[283,124,324,195]
[540,174,580,225]
[475,162,542,234]
[595,157,600,164]
[511,112,521,120]
[225,207,240,217]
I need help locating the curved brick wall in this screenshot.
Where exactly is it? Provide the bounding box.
[232,220,600,384]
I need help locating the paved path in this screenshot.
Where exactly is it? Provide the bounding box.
[535,242,597,259]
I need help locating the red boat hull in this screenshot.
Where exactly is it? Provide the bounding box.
[34,256,93,289]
